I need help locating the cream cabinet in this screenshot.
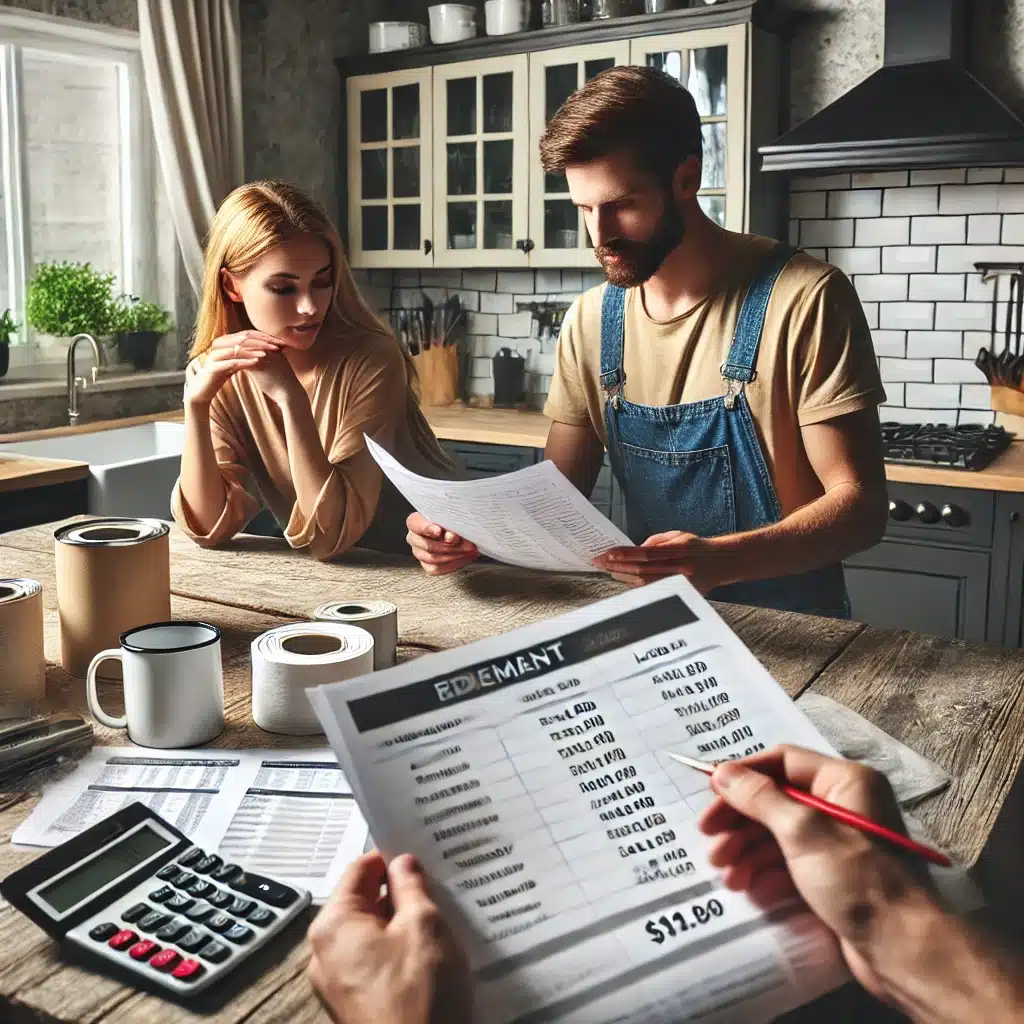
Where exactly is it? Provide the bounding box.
[341,8,779,269]
[431,55,530,268]
[347,69,433,268]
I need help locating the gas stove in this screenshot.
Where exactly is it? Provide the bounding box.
[881,423,1014,471]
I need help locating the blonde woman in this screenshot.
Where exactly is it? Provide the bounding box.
[172,180,449,560]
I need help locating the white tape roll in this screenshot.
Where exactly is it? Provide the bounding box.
[0,578,45,719]
[251,621,375,736]
[312,600,398,670]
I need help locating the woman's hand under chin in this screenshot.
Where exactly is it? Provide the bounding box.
[246,347,304,406]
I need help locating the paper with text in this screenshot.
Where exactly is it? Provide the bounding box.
[365,434,632,573]
[12,748,368,904]
[309,576,849,1023]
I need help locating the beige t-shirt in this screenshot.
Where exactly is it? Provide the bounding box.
[543,235,885,516]
[172,328,448,561]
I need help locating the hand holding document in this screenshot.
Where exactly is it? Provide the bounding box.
[364,434,632,573]
[309,576,852,1023]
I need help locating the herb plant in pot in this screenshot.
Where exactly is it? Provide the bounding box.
[112,296,174,371]
[0,309,17,380]
[26,261,117,354]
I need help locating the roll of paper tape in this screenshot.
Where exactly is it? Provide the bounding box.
[0,578,45,719]
[251,621,375,735]
[55,518,171,678]
[312,600,398,669]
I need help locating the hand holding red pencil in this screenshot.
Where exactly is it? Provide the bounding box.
[695,745,944,1006]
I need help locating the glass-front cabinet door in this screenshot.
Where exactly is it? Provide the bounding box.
[629,25,747,232]
[347,69,433,268]
[432,55,529,268]
[528,42,630,269]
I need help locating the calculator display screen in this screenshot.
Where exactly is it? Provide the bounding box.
[37,824,172,914]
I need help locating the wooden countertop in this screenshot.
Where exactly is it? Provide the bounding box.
[885,440,1024,492]
[0,455,88,493]
[422,403,551,448]
[1,520,1024,1021]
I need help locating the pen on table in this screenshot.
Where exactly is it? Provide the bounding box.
[663,750,952,868]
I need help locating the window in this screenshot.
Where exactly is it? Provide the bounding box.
[0,9,174,351]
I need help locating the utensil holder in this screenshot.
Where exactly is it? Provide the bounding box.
[413,345,460,407]
[991,385,1024,416]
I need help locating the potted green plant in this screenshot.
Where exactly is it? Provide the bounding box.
[111,296,175,370]
[0,309,17,380]
[25,262,117,347]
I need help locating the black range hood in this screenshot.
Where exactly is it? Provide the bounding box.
[760,0,1024,173]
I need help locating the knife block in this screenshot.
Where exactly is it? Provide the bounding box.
[991,386,1024,434]
[412,345,459,407]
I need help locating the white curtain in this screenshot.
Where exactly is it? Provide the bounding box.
[138,0,244,295]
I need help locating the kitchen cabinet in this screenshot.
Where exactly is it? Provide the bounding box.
[338,3,784,269]
[432,55,530,267]
[347,68,434,268]
[441,439,539,478]
[992,494,1024,648]
[0,479,87,534]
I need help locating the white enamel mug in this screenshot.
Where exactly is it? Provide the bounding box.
[86,621,225,748]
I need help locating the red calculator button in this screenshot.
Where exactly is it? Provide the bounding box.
[171,958,204,981]
[149,949,181,972]
[108,930,138,950]
[128,940,159,961]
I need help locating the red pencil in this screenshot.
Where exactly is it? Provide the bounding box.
[663,750,952,868]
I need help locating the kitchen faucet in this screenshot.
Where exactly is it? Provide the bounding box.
[66,333,103,425]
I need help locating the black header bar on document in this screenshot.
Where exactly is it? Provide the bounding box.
[347,595,696,733]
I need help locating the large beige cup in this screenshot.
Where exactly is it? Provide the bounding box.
[55,518,171,678]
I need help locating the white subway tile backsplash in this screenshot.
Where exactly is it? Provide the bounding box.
[959,408,996,425]
[862,302,879,328]
[933,358,987,383]
[883,383,906,405]
[968,168,1005,183]
[939,184,1000,213]
[804,247,828,261]
[881,405,956,424]
[396,271,421,288]
[467,312,497,336]
[879,357,933,382]
[497,270,534,293]
[1002,214,1024,243]
[535,270,562,293]
[856,217,910,246]
[880,302,934,330]
[965,273,996,301]
[462,270,496,291]
[962,332,992,358]
[791,191,826,219]
[426,270,463,288]
[910,169,966,185]
[906,331,964,358]
[792,173,852,192]
[882,246,936,273]
[827,247,880,275]
[909,274,965,301]
[853,171,909,188]
[905,383,961,407]
[788,219,800,245]
[960,383,993,408]
[854,274,908,301]
[800,219,854,247]
[883,186,939,216]
[456,290,480,311]
[828,189,882,219]
[470,356,492,378]
[934,302,993,330]
[498,312,533,337]
[967,214,1001,243]
[998,184,1024,211]
[910,216,966,245]
[1006,169,1024,183]
[937,245,1024,272]
[561,270,583,294]
[480,291,514,314]
[870,330,906,356]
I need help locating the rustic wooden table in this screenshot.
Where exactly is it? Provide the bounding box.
[2,521,1024,1023]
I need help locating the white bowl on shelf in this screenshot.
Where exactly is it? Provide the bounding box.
[428,4,477,44]
[368,21,427,53]
[485,0,528,35]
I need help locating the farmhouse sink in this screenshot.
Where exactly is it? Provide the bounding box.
[0,421,184,520]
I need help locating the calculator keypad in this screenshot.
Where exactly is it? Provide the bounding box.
[80,843,303,993]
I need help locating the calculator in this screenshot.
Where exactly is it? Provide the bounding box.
[0,802,311,996]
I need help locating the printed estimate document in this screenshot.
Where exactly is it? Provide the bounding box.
[365,434,631,572]
[309,576,850,1024]
[11,748,368,904]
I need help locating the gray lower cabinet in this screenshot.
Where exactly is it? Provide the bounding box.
[0,480,88,534]
[992,494,1024,648]
[440,440,539,479]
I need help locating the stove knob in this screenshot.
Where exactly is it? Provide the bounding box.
[888,499,913,522]
[915,501,941,524]
[941,504,967,528]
